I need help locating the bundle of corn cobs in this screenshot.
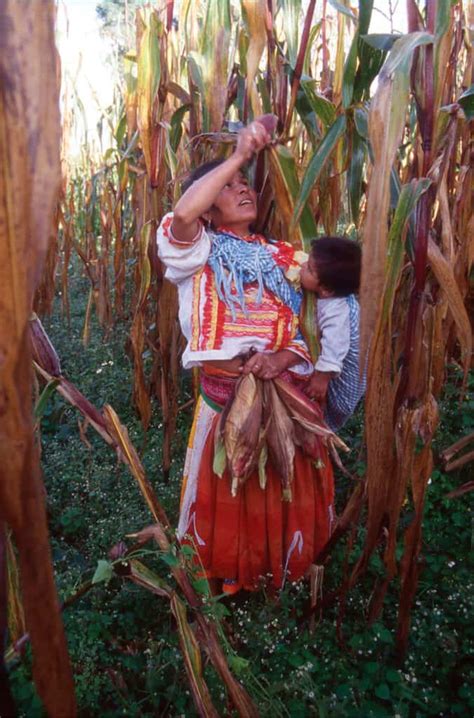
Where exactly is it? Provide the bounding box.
[213,373,349,501]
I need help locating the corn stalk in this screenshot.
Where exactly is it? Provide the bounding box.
[0,1,76,714]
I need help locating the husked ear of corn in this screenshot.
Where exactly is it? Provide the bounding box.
[223,373,263,496]
[263,380,295,501]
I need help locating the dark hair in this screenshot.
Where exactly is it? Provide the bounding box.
[181,159,225,194]
[310,236,361,296]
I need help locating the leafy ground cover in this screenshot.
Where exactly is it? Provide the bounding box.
[11,268,473,717]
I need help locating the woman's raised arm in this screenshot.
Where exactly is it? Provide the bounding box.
[171,122,269,243]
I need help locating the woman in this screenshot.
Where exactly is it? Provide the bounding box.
[157,121,334,593]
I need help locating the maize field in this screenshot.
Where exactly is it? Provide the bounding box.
[0,0,473,715]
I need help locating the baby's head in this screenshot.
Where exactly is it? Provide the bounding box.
[301,236,361,297]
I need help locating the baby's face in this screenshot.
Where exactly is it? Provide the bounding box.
[300,255,321,293]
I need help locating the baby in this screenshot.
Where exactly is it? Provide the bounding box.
[300,236,366,432]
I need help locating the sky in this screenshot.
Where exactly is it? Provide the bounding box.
[57,0,408,155]
[57,0,116,153]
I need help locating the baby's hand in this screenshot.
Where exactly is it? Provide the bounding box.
[304,371,332,404]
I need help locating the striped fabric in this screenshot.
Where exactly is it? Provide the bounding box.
[325,294,366,431]
[208,231,302,318]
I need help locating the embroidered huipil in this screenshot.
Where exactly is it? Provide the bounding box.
[157,212,312,374]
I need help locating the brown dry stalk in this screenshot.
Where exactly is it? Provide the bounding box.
[0,1,76,713]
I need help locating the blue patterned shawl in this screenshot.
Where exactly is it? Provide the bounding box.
[207,230,302,319]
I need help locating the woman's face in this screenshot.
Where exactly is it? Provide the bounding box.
[207,172,258,232]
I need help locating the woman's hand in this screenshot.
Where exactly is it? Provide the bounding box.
[234,122,271,164]
[241,350,298,380]
[304,371,332,404]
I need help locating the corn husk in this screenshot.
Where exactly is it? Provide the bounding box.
[263,381,295,501]
[220,374,348,501]
[274,376,349,453]
[223,373,263,496]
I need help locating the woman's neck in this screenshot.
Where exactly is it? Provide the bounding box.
[217,223,253,238]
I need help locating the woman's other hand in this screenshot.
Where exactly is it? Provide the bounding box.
[304,371,332,404]
[234,122,271,164]
[241,349,299,380]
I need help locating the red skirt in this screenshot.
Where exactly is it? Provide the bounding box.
[177,372,335,592]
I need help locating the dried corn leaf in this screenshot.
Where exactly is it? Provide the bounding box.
[241,0,267,116]
[0,526,16,716]
[136,8,166,186]
[273,376,348,451]
[103,406,170,528]
[6,532,25,644]
[359,32,433,364]
[127,526,258,717]
[171,594,220,718]
[427,237,472,383]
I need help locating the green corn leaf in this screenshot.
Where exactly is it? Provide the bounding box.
[92,559,114,585]
[170,104,191,153]
[361,34,401,52]
[458,85,474,121]
[354,105,369,138]
[342,33,359,109]
[295,90,321,147]
[348,126,367,226]
[382,178,431,323]
[327,0,356,22]
[381,32,434,78]
[228,653,250,676]
[292,114,347,230]
[303,22,322,77]
[114,113,127,148]
[269,145,318,248]
[358,0,374,35]
[34,379,60,420]
[213,435,227,478]
[435,1,451,40]
[201,0,231,55]
[256,75,273,113]
[353,43,386,102]
[300,78,336,129]
[348,1,381,104]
